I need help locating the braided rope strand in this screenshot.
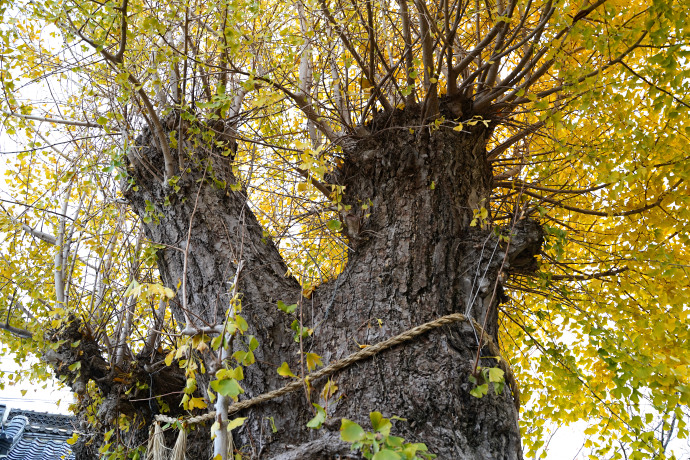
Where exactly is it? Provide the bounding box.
[155,312,519,425]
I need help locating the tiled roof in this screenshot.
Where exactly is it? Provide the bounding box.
[5,437,74,460]
[6,410,74,432]
[0,416,28,445]
[0,405,76,460]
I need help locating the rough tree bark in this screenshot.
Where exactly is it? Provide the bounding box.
[69,101,542,459]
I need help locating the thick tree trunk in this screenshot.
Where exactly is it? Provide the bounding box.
[296,107,538,459]
[116,105,542,459]
[124,120,303,459]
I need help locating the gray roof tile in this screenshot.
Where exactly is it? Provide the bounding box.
[6,438,75,460]
[0,408,75,460]
[2,415,28,440]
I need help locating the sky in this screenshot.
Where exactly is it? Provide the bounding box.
[0,355,74,419]
[0,122,74,419]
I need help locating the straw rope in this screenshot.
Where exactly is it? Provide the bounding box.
[155,312,519,426]
[147,421,166,460]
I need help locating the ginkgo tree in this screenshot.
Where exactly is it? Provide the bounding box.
[0,0,689,458]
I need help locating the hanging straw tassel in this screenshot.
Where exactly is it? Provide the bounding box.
[169,425,187,460]
[146,425,154,460]
[146,421,166,460]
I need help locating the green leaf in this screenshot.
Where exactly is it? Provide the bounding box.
[372,450,401,460]
[327,219,342,231]
[242,351,255,365]
[385,435,404,448]
[236,315,248,332]
[210,378,244,398]
[488,367,504,383]
[277,300,298,314]
[277,362,297,378]
[227,417,247,431]
[307,403,326,429]
[267,416,277,433]
[211,335,224,351]
[470,384,488,398]
[216,367,243,381]
[232,350,247,364]
[340,419,365,442]
[370,411,392,436]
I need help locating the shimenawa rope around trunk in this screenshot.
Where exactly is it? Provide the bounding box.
[153,311,519,429]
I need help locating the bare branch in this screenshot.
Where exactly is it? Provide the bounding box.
[620,61,690,109]
[297,1,320,146]
[495,179,682,217]
[2,293,32,339]
[479,0,518,90]
[213,259,244,460]
[547,267,629,281]
[450,15,506,82]
[230,67,339,142]
[467,2,555,108]
[21,223,57,245]
[494,180,611,195]
[318,0,392,112]
[487,120,545,160]
[414,0,439,116]
[145,299,168,352]
[397,0,417,104]
[2,110,102,129]
[54,184,72,306]
[0,323,32,339]
[114,229,142,366]
[509,32,646,105]
[112,0,129,64]
[63,8,175,180]
[126,73,176,180]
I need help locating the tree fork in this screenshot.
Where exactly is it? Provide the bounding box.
[115,105,543,459]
